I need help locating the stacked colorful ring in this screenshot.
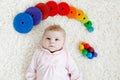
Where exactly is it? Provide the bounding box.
[67,6,77,18]
[13,13,33,33]
[25,7,42,26]
[35,3,49,20]
[76,12,94,32]
[58,2,70,16]
[46,1,58,16]
[13,1,94,34]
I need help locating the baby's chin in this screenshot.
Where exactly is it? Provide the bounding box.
[42,46,62,53]
[49,47,63,53]
[48,48,56,52]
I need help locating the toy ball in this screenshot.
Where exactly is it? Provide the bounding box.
[79,44,84,51]
[82,49,88,57]
[81,42,86,45]
[79,42,98,59]
[67,6,77,18]
[84,43,90,50]
[46,1,58,16]
[80,14,89,24]
[25,7,42,25]
[87,52,93,59]
[35,3,50,20]
[87,26,94,32]
[93,52,98,57]
[75,10,84,20]
[13,13,33,33]
[88,47,94,53]
[58,2,70,16]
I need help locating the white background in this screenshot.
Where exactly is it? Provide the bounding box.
[0,0,120,80]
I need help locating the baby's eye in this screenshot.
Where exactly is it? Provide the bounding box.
[55,38,59,41]
[46,37,51,40]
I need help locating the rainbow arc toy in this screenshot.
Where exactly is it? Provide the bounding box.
[13,1,94,34]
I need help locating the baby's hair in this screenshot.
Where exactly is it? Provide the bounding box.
[44,25,66,36]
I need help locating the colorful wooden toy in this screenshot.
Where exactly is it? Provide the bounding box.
[13,1,94,33]
[13,13,33,33]
[84,20,92,28]
[79,44,84,51]
[58,2,70,16]
[67,6,77,18]
[46,1,58,16]
[80,14,89,23]
[87,52,93,59]
[35,3,49,20]
[83,43,90,50]
[75,10,84,20]
[25,7,42,25]
[93,52,98,57]
[82,49,88,57]
[88,47,94,53]
[79,42,98,59]
[87,26,94,32]
[81,16,94,32]
[81,42,86,45]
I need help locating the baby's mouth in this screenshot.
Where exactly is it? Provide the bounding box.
[49,45,54,47]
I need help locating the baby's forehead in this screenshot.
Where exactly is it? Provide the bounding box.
[45,30,64,35]
[44,31,65,37]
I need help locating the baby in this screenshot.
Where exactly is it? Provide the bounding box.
[26,25,82,80]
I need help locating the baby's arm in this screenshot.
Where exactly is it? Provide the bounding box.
[66,52,83,80]
[25,50,39,80]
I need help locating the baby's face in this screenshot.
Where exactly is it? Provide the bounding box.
[42,31,65,52]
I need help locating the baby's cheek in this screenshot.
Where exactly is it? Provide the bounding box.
[57,44,63,48]
[43,41,49,47]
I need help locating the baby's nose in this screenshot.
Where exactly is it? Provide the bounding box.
[50,39,55,43]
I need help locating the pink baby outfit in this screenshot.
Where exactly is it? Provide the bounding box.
[26,47,82,80]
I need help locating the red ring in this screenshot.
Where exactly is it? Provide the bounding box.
[35,3,50,20]
[46,1,58,16]
[58,2,70,16]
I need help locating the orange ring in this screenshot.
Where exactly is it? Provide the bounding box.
[67,6,77,18]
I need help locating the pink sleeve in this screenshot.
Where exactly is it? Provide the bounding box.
[25,50,39,80]
[66,53,83,80]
